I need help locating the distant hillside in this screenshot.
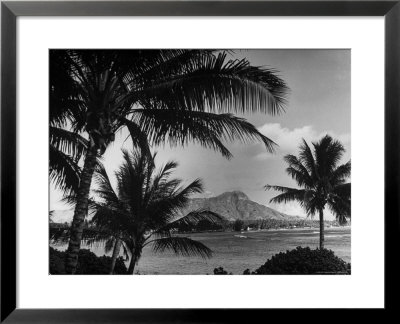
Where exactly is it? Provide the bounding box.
[50,191,299,224]
[180,191,299,222]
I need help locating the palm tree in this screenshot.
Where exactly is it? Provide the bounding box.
[50,49,289,273]
[49,50,89,195]
[265,135,351,249]
[89,149,223,274]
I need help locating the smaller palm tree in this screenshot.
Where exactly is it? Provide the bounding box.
[89,149,223,274]
[265,135,351,249]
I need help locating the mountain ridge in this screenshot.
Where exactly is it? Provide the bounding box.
[50,191,299,224]
[180,190,299,221]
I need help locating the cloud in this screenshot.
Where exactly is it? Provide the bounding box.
[255,123,350,160]
[192,190,215,199]
[269,201,306,217]
[269,201,336,220]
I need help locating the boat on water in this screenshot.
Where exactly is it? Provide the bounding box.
[234,235,247,238]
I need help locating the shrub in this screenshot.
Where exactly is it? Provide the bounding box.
[213,267,232,275]
[232,219,244,232]
[49,247,67,274]
[49,247,128,274]
[245,246,351,275]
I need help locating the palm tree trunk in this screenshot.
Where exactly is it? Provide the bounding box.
[319,209,325,249]
[65,146,98,274]
[127,253,138,275]
[109,238,122,274]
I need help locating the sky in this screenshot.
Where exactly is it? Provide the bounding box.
[50,49,351,220]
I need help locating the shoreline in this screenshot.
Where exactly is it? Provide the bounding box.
[175,224,351,235]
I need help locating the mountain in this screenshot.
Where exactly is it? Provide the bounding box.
[50,191,298,224]
[180,191,299,221]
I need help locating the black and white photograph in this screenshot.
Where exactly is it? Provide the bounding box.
[49,49,351,275]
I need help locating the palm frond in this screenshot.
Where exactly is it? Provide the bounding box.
[313,135,345,175]
[120,240,131,261]
[61,194,97,212]
[330,161,351,184]
[303,195,322,217]
[333,183,351,197]
[122,118,152,157]
[327,189,351,224]
[154,209,224,235]
[132,109,277,155]
[328,182,351,221]
[283,154,313,188]
[50,126,88,160]
[152,236,213,259]
[50,50,87,128]
[265,185,307,205]
[90,204,132,233]
[82,229,115,249]
[93,162,120,205]
[49,145,81,195]
[142,160,180,207]
[135,52,288,116]
[104,237,116,254]
[115,149,155,215]
[130,50,216,85]
[298,139,318,180]
[132,108,234,159]
[146,178,204,227]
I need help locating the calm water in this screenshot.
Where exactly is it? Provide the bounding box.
[52,227,350,274]
[135,227,351,274]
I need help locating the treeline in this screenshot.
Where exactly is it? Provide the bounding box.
[233,218,346,231]
[170,217,347,233]
[173,219,227,233]
[50,217,348,236]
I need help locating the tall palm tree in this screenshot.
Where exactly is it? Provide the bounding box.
[89,149,223,274]
[50,49,289,273]
[265,135,351,249]
[49,50,89,195]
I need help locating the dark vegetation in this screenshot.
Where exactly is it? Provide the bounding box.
[235,218,347,231]
[171,218,347,233]
[50,218,346,235]
[173,218,225,233]
[232,219,244,232]
[249,247,351,274]
[213,267,232,275]
[216,247,351,275]
[49,247,128,274]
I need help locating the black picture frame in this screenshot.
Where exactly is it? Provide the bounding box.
[1,0,399,322]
